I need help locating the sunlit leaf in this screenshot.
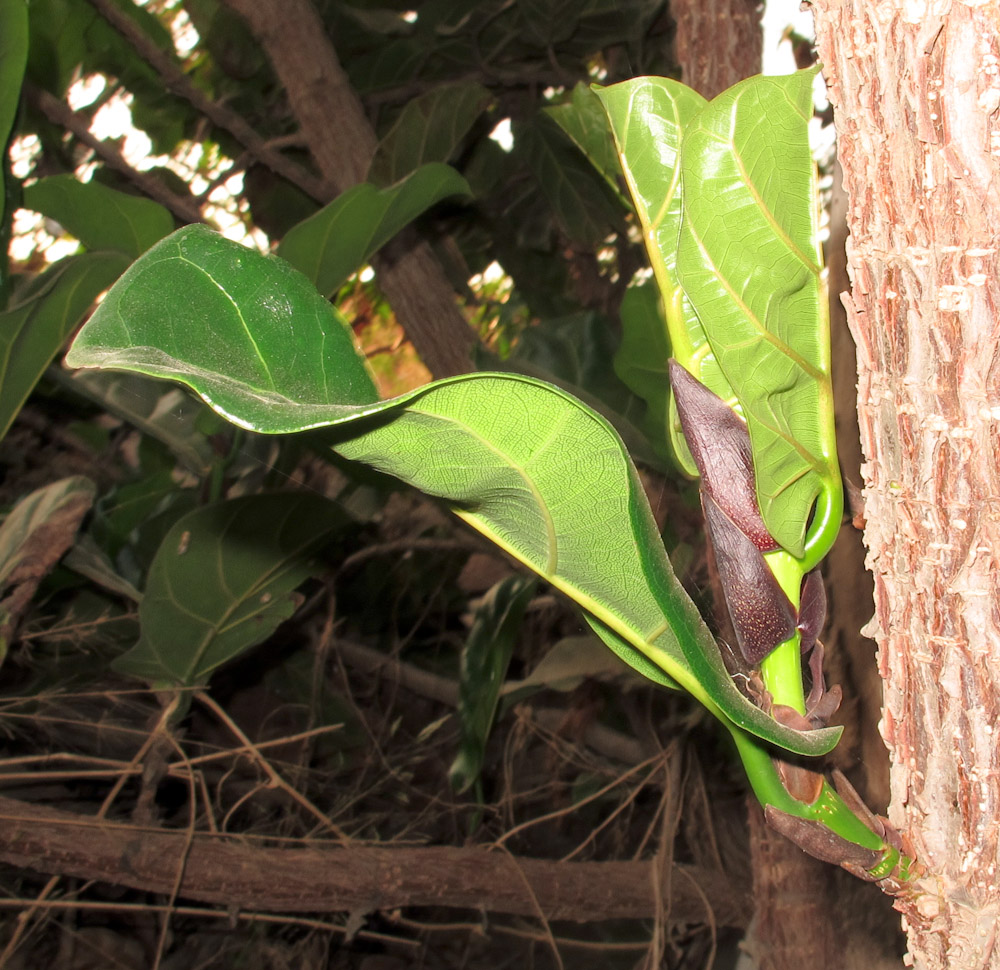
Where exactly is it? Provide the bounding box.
[595,76,732,477]
[676,69,840,559]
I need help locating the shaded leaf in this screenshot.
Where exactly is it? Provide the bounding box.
[517,116,624,248]
[500,634,631,696]
[368,81,492,186]
[114,493,348,687]
[277,163,471,297]
[615,280,671,458]
[545,82,627,204]
[517,0,581,45]
[0,251,130,440]
[23,175,175,257]
[450,574,536,792]
[0,0,28,238]
[65,226,379,432]
[676,69,840,559]
[0,476,96,663]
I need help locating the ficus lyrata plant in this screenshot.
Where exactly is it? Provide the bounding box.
[65,68,918,892]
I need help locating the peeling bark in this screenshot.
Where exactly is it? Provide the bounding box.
[813,2,1000,967]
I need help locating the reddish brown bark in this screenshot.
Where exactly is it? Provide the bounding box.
[218,0,478,378]
[0,795,749,927]
[813,2,1000,967]
[673,0,763,98]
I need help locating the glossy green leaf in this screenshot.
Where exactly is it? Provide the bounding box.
[450,574,536,793]
[114,493,348,687]
[596,77,738,476]
[23,175,175,257]
[0,251,130,441]
[277,163,471,297]
[65,227,841,756]
[368,81,491,186]
[544,83,628,205]
[676,69,840,560]
[65,226,379,431]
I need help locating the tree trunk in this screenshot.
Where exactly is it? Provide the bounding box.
[813,2,1000,967]
[218,0,478,378]
[673,0,763,99]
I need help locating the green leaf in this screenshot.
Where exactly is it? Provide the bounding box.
[277,163,471,298]
[517,115,624,248]
[0,251,130,441]
[23,175,175,257]
[114,493,348,687]
[544,83,627,205]
[615,280,671,458]
[595,77,733,475]
[65,226,379,431]
[450,574,536,793]
[676,69,840,560]
[0,0,27,232]
[368,81,492,186]
[65,226,841,757]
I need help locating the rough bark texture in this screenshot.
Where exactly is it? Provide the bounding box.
[673,0,764,98]
[218,0,478,378]
[0,795,749,927]
[813,2,1000,967]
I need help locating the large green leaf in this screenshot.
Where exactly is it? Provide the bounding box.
[23,175,175,257]
[276,163,471,298]
[0,251,130,440]
[114,493,348,687]
[676,69,840,560]
[65,226,379,430]
[595,77,732,475]
[368,81,492,186]
[65,227,840,756]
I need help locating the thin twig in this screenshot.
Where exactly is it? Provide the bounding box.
[24,83,205,225]
[83,0,330,202]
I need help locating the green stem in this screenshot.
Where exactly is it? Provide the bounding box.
[730,727,883,852]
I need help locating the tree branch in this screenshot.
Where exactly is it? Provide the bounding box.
[24,84,204,225]
[0,795,750,927]
[217,0,479,378]
[83,0,329,203]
